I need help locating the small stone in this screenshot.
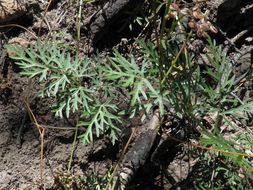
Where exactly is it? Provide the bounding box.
[19,183,30,190]
[245,37,253,42]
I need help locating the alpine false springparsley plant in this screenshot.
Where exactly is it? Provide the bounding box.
[6,42,121,144]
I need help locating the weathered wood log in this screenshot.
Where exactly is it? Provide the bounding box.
[0,0,27,23]
[112,110,160,190]
[84,0,144,44]
[214,0,253,33]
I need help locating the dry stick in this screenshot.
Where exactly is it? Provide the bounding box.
[112,110,160,190]
[105,127,137,190]
[46,9,67,39]
[38,0,54,36]
[220,29,249,54]
[167,135,253,159]
[67,122,79,172]
[172,134,253,181]
[105,102,153,189]
[24,99,45,187]
[0,24,38,39]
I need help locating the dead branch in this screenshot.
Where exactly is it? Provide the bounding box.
[111,109,160,190]
[84,0,144,43]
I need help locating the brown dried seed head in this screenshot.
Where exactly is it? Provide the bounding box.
[192,10,204,20]
[206,21,212,26]
[180,8,191,15]
[199,22,209,30]
[164,14,170,20]
[200,17,207,24]
[210,25,218,33]
[192,5,199,12]
[197,29,205,37]
[202,31,208,37]
[188,21,196,29]
[193,0,204,3]
[170,3,180,11]
[167,11,178,19]
[204,10,210,17]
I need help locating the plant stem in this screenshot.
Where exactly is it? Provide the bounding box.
[68,125,79,172]
[76,0,83,53]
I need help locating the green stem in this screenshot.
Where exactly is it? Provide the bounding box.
[76,0,83,53]
[157,0,172,80]
[68,125,79,172]
[159,28,192,86]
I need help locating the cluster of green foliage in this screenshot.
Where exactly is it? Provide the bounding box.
[54,168,111,190]
[5,0,253,189]
[6,43,122,144]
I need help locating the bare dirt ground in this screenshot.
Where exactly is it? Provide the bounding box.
[0,0,252,189]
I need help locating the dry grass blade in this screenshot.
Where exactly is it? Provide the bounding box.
[24,99,45,188]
